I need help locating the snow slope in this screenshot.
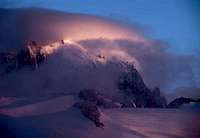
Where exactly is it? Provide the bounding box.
[0,95,77,117]
[0,96,199,138]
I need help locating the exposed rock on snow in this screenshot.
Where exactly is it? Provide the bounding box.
[167,97,200,108]
[79,89,121,108]
[74,101,104,128]
[79,89,100,102]
[149,87,167,108]
[118,64,167,108]
[121,98,136,108]
[97,96,121,108]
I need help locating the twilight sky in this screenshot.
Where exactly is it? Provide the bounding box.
[0,0,199,94]
[0,0,200,56]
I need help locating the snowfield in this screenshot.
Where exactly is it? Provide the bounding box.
[0,96,199,138]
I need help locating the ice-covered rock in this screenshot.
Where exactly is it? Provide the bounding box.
[167,97,200,108]
[74,101,104,128]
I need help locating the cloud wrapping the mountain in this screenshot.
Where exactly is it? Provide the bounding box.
[78,38,199,92]
[0,8,199,98]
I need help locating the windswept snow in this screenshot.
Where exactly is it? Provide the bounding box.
[0,96,200,138]
[0,95,77,117]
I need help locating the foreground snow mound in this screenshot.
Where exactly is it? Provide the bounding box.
[0,107,199,138]
[0,95,77,117]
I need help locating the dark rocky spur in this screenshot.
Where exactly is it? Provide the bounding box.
[167,97,200,108]
[74,101,104,128]
[0,41,46,73]
[118,64,167,108]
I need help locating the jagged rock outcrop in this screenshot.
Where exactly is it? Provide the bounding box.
[74,101,104,128]
[148,87,167,108]
[79,89,121,108]
[118,64,167,108]
[76,89,123,128]
[0,41,46,72]
[167,97,200,108]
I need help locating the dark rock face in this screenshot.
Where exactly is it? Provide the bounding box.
[118,64,167,108]
[79,89,121,108]
[148,87,167,108]
[0,41,46,73]
[74,101,104,128]
[121,98,136,108]
[79,89,100,102]
[167,97,200,108]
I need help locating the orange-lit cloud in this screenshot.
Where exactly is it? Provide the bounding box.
[0,8,199,98]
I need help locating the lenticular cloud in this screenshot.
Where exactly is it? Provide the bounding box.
[0,8,199,97]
